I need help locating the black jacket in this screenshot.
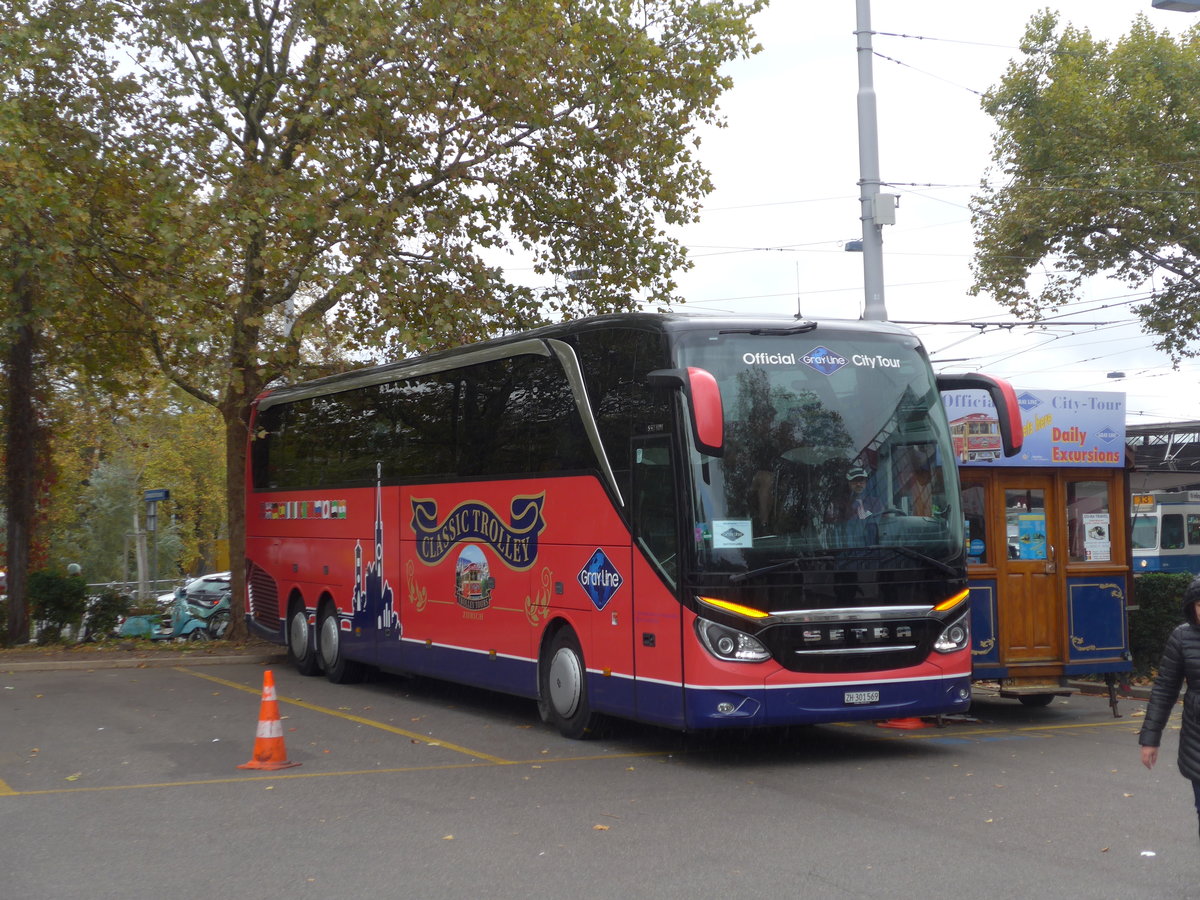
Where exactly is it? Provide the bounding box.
[1139,599,1200,782]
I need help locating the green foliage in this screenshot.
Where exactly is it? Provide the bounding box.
[5,1,764,641]
[28,569,88,644]
[86,587,132,638]
[972,12,1200,362]
[1129,572,1195,674]
[48,389,221,581]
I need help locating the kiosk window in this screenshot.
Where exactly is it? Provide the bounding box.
[1005,489,1047,560]
[963,483,988,564]
[1066,481,1111,563]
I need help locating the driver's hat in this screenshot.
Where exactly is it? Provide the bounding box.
[846,466,869,481]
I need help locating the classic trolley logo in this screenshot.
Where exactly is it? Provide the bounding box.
[801,346,849,376]
[577,548,623,611]
[454,545,493,611]
[410,494,546,570]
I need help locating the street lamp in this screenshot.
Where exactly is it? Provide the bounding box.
[1153,2,1200,12]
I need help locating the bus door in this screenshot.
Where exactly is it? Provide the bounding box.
[628,435,686,729]
[996,473,1063,666]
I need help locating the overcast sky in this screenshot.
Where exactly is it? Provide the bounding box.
[667,0,1200,426]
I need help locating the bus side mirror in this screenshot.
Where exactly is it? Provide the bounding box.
[647,367,724,457]
[936,373,1024,457]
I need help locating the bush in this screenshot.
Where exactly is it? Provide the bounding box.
[1130,572,1196,674]
[29,570,88,645]
[85,588,132,640]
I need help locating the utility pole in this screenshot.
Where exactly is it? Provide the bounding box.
[855,0,895,321]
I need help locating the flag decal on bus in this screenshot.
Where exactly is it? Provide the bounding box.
[577,548,623,611]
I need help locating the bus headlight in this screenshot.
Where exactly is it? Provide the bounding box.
[695,618,771,663]
[934,614,970,654]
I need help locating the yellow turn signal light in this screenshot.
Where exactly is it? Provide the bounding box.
[933,588,971,612]
[698,596,770,619]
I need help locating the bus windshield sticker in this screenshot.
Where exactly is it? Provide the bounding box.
[577,548,623,611]
[712,519,753,549]
[411,494,546,570]
[800,347,849,376]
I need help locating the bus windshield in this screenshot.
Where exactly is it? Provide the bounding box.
[675,328,963,575]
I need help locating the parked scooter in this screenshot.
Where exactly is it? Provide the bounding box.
[119,589,222,641]
[187,589,232,639]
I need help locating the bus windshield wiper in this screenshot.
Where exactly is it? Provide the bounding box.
[851,545,959,577]
[719,321,818,336]
[729,555,833,584]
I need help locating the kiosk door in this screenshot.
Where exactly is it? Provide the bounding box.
[996,473,1062,664]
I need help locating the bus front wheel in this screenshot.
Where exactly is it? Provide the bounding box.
[539,629,598,740]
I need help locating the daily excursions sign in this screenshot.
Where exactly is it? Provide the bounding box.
[942,389,1125,468]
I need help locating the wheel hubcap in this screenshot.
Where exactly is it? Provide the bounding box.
[548,647,581,718]
[320,614,339,668]
[289,611,309,656]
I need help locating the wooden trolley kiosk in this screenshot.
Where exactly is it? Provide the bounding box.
[944,388,1133,707]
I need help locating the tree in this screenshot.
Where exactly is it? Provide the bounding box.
[46,384,223,585]
[0,0,147,644]
[970,12,1200,362]
[91,0,763,638]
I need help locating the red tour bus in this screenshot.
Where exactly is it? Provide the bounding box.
[244,313,1021,737]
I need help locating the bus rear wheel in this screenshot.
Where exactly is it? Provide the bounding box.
[539,629,598,740]
[287,603,321,676]
[318,603,366,684]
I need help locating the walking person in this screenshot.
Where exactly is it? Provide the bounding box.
[1139,574,1200,840]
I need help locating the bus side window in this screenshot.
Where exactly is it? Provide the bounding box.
[632,437,679,585]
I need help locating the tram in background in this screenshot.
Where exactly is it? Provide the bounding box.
[1132,491,1200,574]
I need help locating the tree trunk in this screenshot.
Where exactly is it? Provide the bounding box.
[221,394,252,642]
[5,272,37,646]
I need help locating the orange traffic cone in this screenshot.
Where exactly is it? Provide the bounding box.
[876,717,931,730]
[238,670,300,770]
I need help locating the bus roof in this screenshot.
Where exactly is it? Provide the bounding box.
[255,311,922,409]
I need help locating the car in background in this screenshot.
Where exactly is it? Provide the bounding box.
[183,572,231,605]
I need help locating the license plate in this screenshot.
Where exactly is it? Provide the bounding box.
[844,690,880,705]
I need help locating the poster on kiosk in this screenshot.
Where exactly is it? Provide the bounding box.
[942,388,1125,565]
[942,388,1126,470]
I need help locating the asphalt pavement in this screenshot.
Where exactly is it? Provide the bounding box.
[0,660,1195,900]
